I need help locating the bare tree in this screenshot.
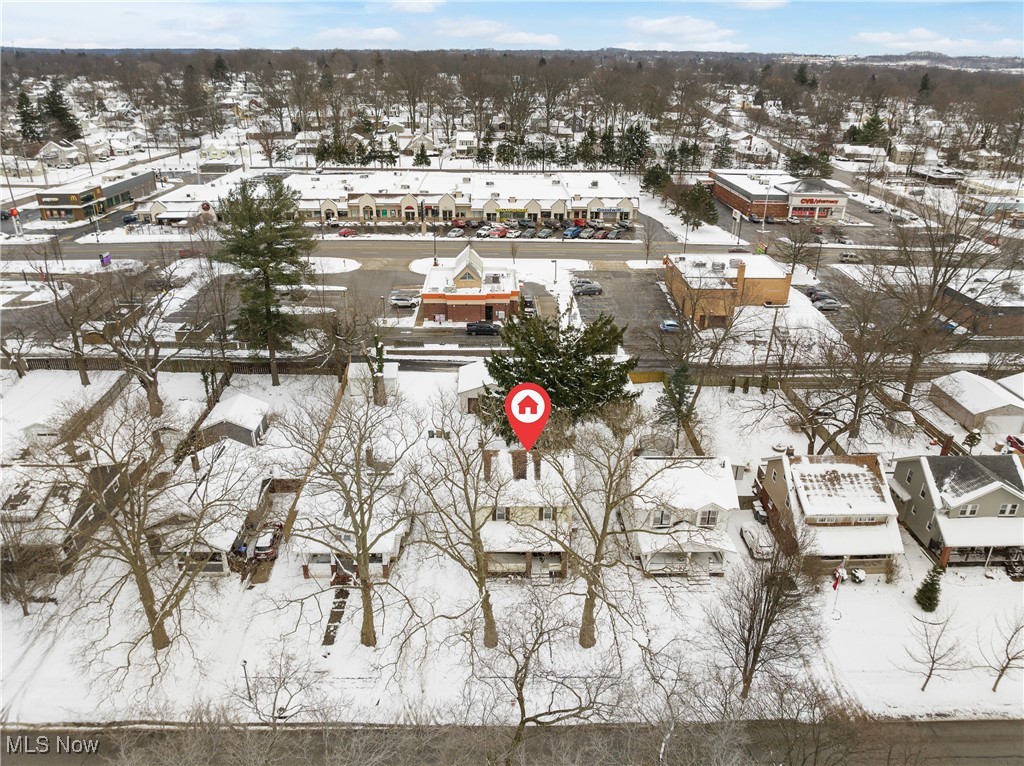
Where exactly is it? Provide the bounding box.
[979,608,1024,692]
[637,215,663,265]
[901,612,964,692]
[282,377,418,648]
[704,548,818,699]
[0,506,60,616]
[411,391,509,648]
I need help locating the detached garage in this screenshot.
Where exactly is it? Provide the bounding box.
[929,371,1024,435]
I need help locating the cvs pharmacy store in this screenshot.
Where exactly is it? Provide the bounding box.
[784,180,848,220]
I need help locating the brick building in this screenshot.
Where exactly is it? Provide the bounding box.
[36,171,157,222]
[709,169,848,221]
[938,270,1024,337]
[420,245,520,323]
[664,254,792,329]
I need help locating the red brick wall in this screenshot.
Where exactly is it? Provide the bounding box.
[712,183,789,217]
[422,301,518,322]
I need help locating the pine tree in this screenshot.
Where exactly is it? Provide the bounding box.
[914,565,943,612]
[41,79,81,141]
[599,127,617,168]
[617,123,652,174]
[712,135,733,168]
[855,113,889,147]
[919,72,933,97]
[674,184,719,232]
[656,364,693,449]
[482,311,638,443]
[16,92,43,143]
[641,164,671,194]
[577,126,598,169]
[216,177,315,386]
[210,53,231,84]
[412,142,430,167]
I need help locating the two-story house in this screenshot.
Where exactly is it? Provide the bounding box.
[625,457,739,578]
[757,454,903,572]
[477,448,572,580]
[889,454,1024,567]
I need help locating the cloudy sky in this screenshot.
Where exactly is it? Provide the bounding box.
[2,0,1021,57]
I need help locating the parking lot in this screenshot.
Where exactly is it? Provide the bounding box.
[570,265,676,363]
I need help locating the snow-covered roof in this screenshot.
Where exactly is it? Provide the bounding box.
[667,253,788,281]
[457,359,493,395]
[204,393,270,432]
[807,517,904,557]
[998,372,1024,399]
[633,525,737,557]
[930,371,1024,416]
[916,454,1024,509]
[480,520,564,553]
[785,455,898,519]
[934,513,1024,549]
[632,457,740,515]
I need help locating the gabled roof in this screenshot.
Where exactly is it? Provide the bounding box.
[931,371,1024,415]
[457,359,493,394]
[204,393,269,433]
[783,454,897,518]
[453,244,483,278]
[919,454,1024,508]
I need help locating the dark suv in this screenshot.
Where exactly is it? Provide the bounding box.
[466,321,500,336]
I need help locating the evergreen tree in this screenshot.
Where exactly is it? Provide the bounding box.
[641,164,671,195]
[482,311,638,443]
[919,72,933,97]
[475,126,495,167]
[617,123,652,174]
[656,363,693,449]
[678,140,703,172]
[914,565,943,612]
[673,184,719,232]
[793,63,811,87]
[210,53,231,84]
[16,92,43,143]
[662,145,679,175]
[712,135,733,168]
[855,113,889,147]
[495,141,517,168]
[599,127,617,168]
[577,126,598,169]
[785,151,834,179]
[41,79,82,141]
[412,142,430,167]
[179,64,207,135]
[557,138,577,168]
[216,177,315,386]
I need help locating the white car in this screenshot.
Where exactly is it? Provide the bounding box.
[740,522,774,560]
[446,228,465,238]
[389,295,420,309]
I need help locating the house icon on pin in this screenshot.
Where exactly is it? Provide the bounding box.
[517,394,540,416]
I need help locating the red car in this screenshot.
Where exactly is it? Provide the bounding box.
[573,218,587,228]
[1006,435,1024,455]
[489,227,508,238]
[451,219,467,228]
[338,228,357,237]
[595,230,609,239]
[728,247,749,253]
[811,225,824,235]
[252,523,284,562]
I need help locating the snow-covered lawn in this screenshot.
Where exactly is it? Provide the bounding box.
[0,280,70,308]
[1,257,144,275]
[305,256,361,275]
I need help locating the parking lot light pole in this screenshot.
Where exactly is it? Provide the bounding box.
[380,295,386,322]
[551,259,557,283]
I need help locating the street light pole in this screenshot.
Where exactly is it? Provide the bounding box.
[551,259,557,283]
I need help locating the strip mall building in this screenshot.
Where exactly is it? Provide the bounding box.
[709,169,848,221]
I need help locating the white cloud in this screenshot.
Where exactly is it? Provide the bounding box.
[852,27,1022,56]
[438,20,503,39]
[617,15,745,51]
[433,20,557,46]
[317,26,403,43]
[386,0,444,12]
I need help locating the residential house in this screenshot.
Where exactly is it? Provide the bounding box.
[757,454,904,572]
[626,457,739,578]
[837,144,886,162]
[929,371,1024,435]
[479,448,572,579]
[457,359,493,414]
[889,454,1024,567]
[454,130,478,157]
[34,140,83,166]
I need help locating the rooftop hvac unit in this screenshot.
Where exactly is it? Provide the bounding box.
[552,179,560,185]
[443,285,456,292]
[379,189,387,193]
[491,192,499,198]
[311,177,320,182]
[401,184,409,189]
[486,181,494,186]
[590,180,599,188]
[691,260,707,269]
[360,174,368,179]
[711,262,726,271]
[463,177,471,183]
[509,197,516,203]
[729,258,743,268]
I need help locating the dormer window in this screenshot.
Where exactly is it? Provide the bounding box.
[958,504,978,517]
[698,509,719,527]
[652,510,671,528]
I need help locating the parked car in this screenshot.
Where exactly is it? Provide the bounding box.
[122,213,139,224]
[615,220,635,230]
[786,216,801,225]
[586,219,605,229]
[542,218,560,228]
[578,227,596,239]
[521,229,537,239]
[607,229,622,240]
[728,247,749,253]
[475,227,492,238]
[468,220,484,228]
[537,228,553,239]
[753,507,769,525]
[573,282,603,296]
[572,218,588,227]
[659,319,682,333]
[55,163,73,169]
[450,219,468,228]
[506,229,523,238]
[813,298,842,311]
[740,522,773,559]
[836,236,854,245]
[517,219,533,228]
[252,522,284,562]
[765,215,779,224]
[748,213,762,223]
[562,226,581,238]
[805,286,832,301]
[446,228,466,238]
[489,227,509,238]
[866,205,885,214]
[814,234,829,245]
[838,252,862,263]
[570,277,596,287]
[389,295,420,308]
[466,321,500,336]
[595,230,609,239]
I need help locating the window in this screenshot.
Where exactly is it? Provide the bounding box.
[906,469,914,484]
[698,509,719,527]
[539,506,555,521]
[459,272,475,281]
[925,520,932,531]
[920,487,927,499]
[771,469,778,483]
[816,516,836,525]
[856,516,877,523]
[910,504,917,515]
[493,506,508,521]
[958,504,978,517]
[652,510,672,528]
[999,504,1019,517]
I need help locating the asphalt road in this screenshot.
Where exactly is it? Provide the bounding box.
[1,719,1021,765]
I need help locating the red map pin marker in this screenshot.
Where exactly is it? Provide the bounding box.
[504,383,551,451]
